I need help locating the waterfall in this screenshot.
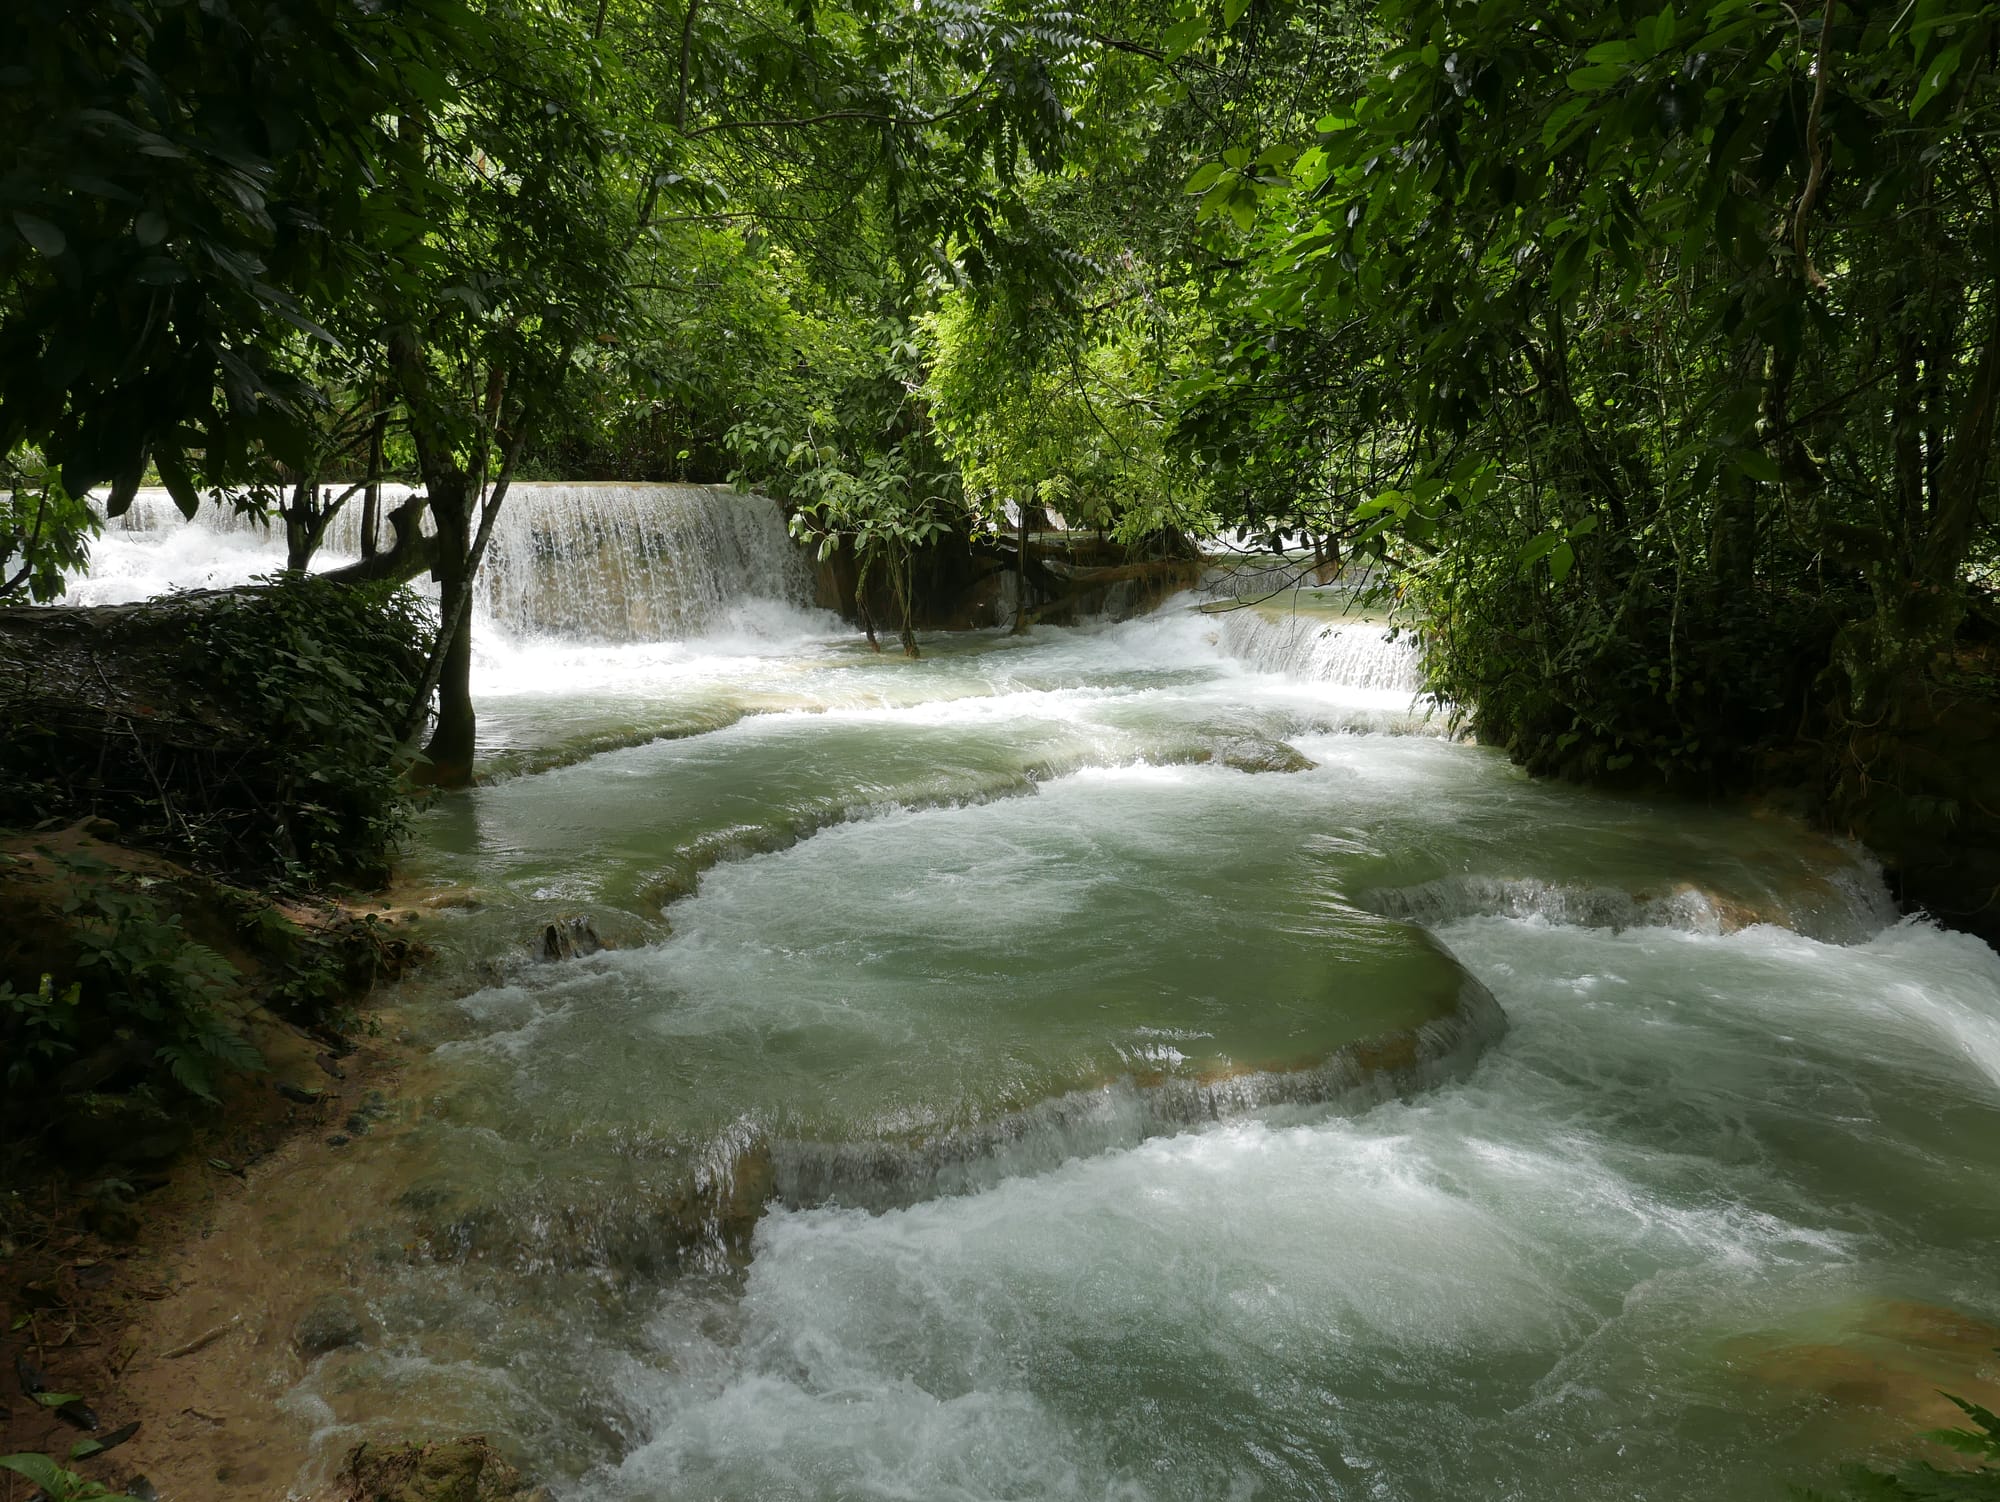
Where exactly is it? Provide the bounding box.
[1208,605,1425,693]
[77,481,814,642]
[476,483,814,640]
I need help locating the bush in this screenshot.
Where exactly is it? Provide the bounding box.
[185,575,435,883]
[0,575,435,886]
[1,852,257,1108]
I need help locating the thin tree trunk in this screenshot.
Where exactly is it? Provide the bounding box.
[284,477,314,573]
[360,409,388,561]
[1011,499,1029,634]
[410,449,523,784]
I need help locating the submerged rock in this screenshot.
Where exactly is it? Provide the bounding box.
[1726,1297,2000,1431]
[295,1293,368,1358]
[339,1436,548,1502]
[1211,735,1317,774]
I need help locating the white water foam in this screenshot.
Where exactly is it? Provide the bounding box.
[1207,605,1424,693]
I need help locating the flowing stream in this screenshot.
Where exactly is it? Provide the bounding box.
[63,487,2000,1500]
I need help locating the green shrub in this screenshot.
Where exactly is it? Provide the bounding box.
[1,855,258,1105]
[186,575,435,884]
[0,574,435,886]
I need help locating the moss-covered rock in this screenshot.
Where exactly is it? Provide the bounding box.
[339,1437,548,1502]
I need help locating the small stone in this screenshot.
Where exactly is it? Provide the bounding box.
[294,1294,367,1358]
[420,886,488,911]
[326,1134,351,1147]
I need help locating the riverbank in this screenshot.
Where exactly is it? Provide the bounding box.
[0,826,424,1502]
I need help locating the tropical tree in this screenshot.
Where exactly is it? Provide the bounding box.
[1184,0,2000,788]
[0,0,480,522]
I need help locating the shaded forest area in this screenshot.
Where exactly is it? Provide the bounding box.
[3,3,2000,1497]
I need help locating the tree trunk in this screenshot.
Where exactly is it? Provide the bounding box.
[320,496,433,587]
[360,410,388,561]
[1011,498,1030,634]
[424,596,477,785]
[284,478,315,573]
[898,552,920,659]
[418,477,475,786]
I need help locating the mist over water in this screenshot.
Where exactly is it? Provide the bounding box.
[61,490,2000,1500]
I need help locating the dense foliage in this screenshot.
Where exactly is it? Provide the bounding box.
[1,858,253,1106]
[1182,0,2000,794]
[0,576,433,884]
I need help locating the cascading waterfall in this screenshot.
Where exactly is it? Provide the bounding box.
[1207,602,1426,692]
[476,482,815,640]
[75,481,813,641]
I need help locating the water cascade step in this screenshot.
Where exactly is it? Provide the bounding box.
[1206,600,1424,692]
[42,487,2000,1502]
[79,482,812,641]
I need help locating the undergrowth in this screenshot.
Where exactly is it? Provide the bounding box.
[0,852,255,1111]
[0,574,435,888]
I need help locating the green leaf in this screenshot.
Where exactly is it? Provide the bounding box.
[1223,0,1251,26]
[155,451,200,521]
[1,1454,69,1490]
[1567,63,1627,92]
[1184,161,1224,194]
[13,213,66,256]
[1163,15,1208,60]
[1541,96,1592,147]
[1551,234,1591,299]
[1519,531,1561,566]
[1730,448,1779,483]
[1911,43,1963,114]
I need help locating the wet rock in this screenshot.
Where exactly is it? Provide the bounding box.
[1726,1297,2000,1433]
[420,886,488,911]
[295,1294,368,1358]
[1212,736,1317,774]
[52,1093,191,1169]
[539,914,603,961]
[339,1436,548,1502]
